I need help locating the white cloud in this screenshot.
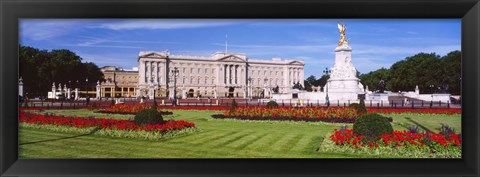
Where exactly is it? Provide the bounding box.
[75,52,137,68]
[91,19,236,30]
[20,20,83,41]
[352,44,460,57]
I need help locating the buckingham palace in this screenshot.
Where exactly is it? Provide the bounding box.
[136,50,304,99]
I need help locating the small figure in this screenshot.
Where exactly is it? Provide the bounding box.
[375,79,386,93]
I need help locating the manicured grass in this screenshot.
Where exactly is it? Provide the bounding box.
[388,113,461,133]
[19,109,461,158]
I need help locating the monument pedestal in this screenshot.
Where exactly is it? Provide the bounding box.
[325,43,364,102]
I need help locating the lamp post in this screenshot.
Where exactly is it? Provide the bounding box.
[171,67,179,106]
[323,67,331,107]
[85,78,89,98]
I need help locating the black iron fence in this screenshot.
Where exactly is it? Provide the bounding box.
[19,98,460,110]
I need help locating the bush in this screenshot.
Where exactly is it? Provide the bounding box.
[353,113,393,139]
[230,99,238,111]
[350,102,367,114]
[406,125,421,133]
[440,124,455,137]
[266,101,279,109]
[134,108,164,125]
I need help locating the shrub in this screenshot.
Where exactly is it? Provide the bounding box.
[230,99,238,111]
[406,125,421,133]
[440,124,455,137]
[353,113,393,139]
[134,108,164,125]
[350,102,367,114]
[266,101,279,109]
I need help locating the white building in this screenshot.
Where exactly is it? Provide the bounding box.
[136,51,304,99]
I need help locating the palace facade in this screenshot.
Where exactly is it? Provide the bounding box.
[100,66,138,98]
[136,50,305,99]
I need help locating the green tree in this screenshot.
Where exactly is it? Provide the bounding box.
[304,75,317,91]
[19,45,105,98]
[359,51,461,95]
[359,68,390,92]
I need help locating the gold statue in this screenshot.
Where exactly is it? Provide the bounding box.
[337,22,348,46]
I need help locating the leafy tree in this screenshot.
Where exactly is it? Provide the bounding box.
[304,75,316,91]
[19,45,105,98]
[316,74,330,89]
[358,51,461,95]
[359,68,391,92]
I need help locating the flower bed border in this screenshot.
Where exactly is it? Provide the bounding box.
[211,114,393,123]
[19,112,196,140]
[94,110,173,115]
[324,128,461,158]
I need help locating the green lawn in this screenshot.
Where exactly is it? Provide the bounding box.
[19,109,461,158]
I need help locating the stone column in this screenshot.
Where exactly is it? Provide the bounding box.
[52,82,56,99]
[58,83,62,96]
[233,65,236,85]
[62,84,67,97]
[96,81,101,99]
[18,77,23,97]
[75,88,79,100]
[139,60,145,84]
[231,65,234,85]
[147,61,151,84]
[226,65,230,85]
[67,88,71,99]
[149,83,154,99]
[152,62,157,84]
[182,84,186,99]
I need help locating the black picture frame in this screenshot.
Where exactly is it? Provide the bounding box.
[1,0,479,176]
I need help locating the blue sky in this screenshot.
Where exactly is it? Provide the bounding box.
[19,19,460,78]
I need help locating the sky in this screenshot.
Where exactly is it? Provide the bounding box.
[19,19,461,78]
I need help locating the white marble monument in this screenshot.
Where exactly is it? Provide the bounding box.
[325,23,364,101]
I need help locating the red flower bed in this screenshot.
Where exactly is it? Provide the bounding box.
[211,107,371,123]
[19,112,195,133]
[156,105,228,111]
[101,104,228,114]
[19,107,44,111]
[330,128,461,149]
[225,107,360,119]
[366,108,461,115]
